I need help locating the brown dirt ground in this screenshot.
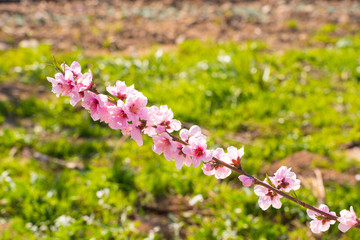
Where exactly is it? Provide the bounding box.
[0,82,49,102]
[137,195,194,239]
[1,0,360,55]
[265,150,357,185]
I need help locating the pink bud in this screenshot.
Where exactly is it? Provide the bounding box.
[238,175,254,187]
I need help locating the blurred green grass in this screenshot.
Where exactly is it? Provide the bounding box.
[1,36,360,239]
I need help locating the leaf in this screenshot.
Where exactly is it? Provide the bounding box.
[52,56,65,75]
[265,174,275,188]
[289,190,298,199]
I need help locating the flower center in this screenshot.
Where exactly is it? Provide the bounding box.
[90,99,99,112]
[117,93,127,101]
[232,157,241,167]
[129,104,139,114]
[119,109,127,119]
[194,146,204,157]
[266,190,277,200]
[160,120,171,129]
[278,178,289,189]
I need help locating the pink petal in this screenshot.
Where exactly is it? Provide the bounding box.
[238,146,244,158]
[163,151,174,161]
[320,221,331,232]
[70,61,81,75]
[131,128,143,146]
[182,146,191,156]
[271,196,282,209]
[338,223,352,233]
[174,157,184,169]
[306,209,317,220]
[258,196,271,211]
[64,70,74,81]
[192,158,201,168]
[254,185,268,196]
[203,150,213,162]
[171,120,181,131]
[212,148,225,158]
[318,204,329,213]
[179,129,189,141]
[202,164,213,176]
[309,220,322,234]
[214,167,231,179]
[69,92,81,106]
[189,125,201,137]
[184,155,192,167]
[227,146,238,160]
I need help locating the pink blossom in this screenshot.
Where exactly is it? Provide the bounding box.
[152,132,177,161]
[227,146,244,167]
[202,148,231,179]
[182,136,212,167]
[179,125,205,143]
[142,106,160,137]
[81,91,109,121]
[62,70,81,105]
[238,175,254,187]
[66,61,82,77]
[99,102,117,124]
[57,61,92,95]
[77,70,93,92]
[47,73,68,97]
[106,81,135,101]
[120,124,144,146]
[270,166,300,192]
[144,105,181,135]
[124,92,148,125]
[254,180,282,210]
[153,106,181,134]
[307,204,336,234]
[47,71,81,106]
[107,100,129,130]
[173,142,192,169]
[338,206,359,232]
[130,125,144,147]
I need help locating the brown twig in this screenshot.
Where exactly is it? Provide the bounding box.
[166,131,360,227]
[86,83,360,229]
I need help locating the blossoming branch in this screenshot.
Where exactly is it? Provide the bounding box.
[47,61,360,234]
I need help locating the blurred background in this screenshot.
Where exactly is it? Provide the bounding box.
[1,0,360,239]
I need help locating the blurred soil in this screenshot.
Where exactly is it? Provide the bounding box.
[0,82,48,102]
[1,0,360,54]
[266,150,357,185]
[138,195,193,239]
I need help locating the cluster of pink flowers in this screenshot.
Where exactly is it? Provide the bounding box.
[306,205,360,233]
[47,62,92,106]
[47,62,217,170]
[253,166,300,210]
[48,61,360,235]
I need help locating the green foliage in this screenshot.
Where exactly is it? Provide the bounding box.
[286,19,299,31]
[2,36,360,239]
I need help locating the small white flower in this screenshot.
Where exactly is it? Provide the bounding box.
[155,49,163,59]
[82,214,95,225]
[55,215,75,227]
[217,55,231,63]
[96,188,110,198]
[0,171,15,189]
[189,194,203,206]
